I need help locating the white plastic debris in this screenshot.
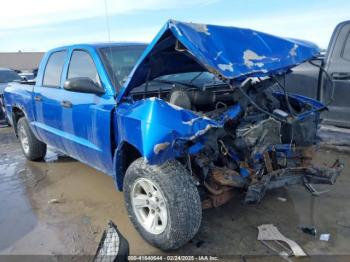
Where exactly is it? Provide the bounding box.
[277,197,287,202]
[258,224,306,257]
[320,233,330,241]
[48,199,60,204]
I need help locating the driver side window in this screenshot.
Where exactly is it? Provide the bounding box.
[68,50,101,86]
[342,31,350,61]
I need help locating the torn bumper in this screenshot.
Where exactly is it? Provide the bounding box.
[244,160,344,204]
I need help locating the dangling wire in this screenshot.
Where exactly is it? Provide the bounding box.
[271,75,297,117]
[233,79,287,123]
[308,60,335,106]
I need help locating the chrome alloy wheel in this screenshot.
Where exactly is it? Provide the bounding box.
[18,122,29,154]
[131,178,168,235]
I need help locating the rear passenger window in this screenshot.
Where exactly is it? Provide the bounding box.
[342,32,350,61]
[43,51,67,87]
[67,50,100,85]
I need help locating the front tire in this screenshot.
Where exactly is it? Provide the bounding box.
[17,117,47,161]
[123,158,202,250]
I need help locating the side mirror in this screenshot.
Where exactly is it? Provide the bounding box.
[63,77,105,95]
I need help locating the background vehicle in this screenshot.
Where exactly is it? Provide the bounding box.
[18,71,35,81]
[3,21,342,250]
[285,21,350,128]
[0,68,22,125]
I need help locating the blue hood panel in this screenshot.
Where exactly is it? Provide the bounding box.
[118,20,320,101]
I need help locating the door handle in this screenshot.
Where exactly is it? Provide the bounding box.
[34,95,42,102]
[332,72,350,80]
[61,100,72,108]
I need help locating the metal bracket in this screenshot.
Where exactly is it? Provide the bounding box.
[304,182,330,196]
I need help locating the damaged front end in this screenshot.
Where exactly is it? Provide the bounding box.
[161,83,343,207]
[116,20,343,207]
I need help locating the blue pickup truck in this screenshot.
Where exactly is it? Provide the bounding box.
[4,20,343,250]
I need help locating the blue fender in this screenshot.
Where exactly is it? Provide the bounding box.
[115,97,241,166]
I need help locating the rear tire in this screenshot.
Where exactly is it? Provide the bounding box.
[123,158,202,250]
[17,117,46,161]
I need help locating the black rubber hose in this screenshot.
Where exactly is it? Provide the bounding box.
[308,60,335,106]
[232,79,287,123]
[271,75,297,117]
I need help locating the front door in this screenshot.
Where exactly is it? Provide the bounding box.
[58,49,115,173]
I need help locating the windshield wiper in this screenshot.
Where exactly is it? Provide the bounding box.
[189,72,204,84]
[151,79,197,88]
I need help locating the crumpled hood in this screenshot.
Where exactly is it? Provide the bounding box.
[118,20,320,101]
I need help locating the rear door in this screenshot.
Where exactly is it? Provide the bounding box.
[58,48,116,173]
[322,22,350,127]
[33,50,67,148]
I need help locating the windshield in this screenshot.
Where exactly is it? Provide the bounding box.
[0,70,22,83]
[131,71,226,94]
[155,72,224,86]
[99,45,146,88]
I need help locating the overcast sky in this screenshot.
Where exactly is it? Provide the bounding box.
[0,0,349,52]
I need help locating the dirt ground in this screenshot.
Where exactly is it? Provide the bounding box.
[0,126,350,260]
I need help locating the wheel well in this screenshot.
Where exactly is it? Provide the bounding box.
[12,107,25,134]
[115,141,142,190]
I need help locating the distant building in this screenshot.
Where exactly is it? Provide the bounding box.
[0,52,45,71]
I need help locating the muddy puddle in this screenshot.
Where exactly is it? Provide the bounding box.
[1,127,350,257]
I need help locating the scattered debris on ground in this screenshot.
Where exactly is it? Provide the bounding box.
[94,221,129,262]
[277,197,287,202]
[257,224,306,257]
[48,199,60,204]
[300,226,317,236]
[320,234,331,242]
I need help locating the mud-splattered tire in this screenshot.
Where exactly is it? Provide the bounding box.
[17,117,46,161]
[123,158,202,250]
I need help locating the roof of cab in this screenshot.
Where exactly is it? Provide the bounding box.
[47,42,147,52]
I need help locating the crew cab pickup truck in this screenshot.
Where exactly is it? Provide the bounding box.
[285,20,350,128]
[4,20,343,250]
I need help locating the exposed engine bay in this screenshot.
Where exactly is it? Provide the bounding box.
[130,75,343,207]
